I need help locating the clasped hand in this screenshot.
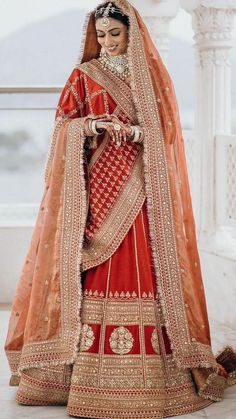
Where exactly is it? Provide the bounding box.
[95,114,133,145]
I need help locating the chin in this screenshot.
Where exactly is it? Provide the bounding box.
[105,47,126,57]
[107,50,119,56]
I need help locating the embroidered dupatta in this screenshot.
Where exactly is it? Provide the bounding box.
[5,0,235,402]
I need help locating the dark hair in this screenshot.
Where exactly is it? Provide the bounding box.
[95,2,129,28]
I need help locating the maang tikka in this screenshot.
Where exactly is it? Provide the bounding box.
[95,2,125,27]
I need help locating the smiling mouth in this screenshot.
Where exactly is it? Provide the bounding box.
[107,46,117,51]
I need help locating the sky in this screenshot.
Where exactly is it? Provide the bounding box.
[0,0,235,43]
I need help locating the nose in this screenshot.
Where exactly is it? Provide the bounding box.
[104,34,113,47]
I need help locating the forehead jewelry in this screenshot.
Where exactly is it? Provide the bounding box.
[95,2,125,27]
[101,2,113,27]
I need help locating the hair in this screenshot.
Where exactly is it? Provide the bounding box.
[95,2,130,28]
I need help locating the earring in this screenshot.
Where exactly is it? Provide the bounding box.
[100,47,106,58]
[100,47,109,58]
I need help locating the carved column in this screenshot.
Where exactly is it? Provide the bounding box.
[181,0,236,242]
[133,0,180,64]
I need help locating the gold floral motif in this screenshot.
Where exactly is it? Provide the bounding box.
[151,328,159,354]
[80,324,95,351]
[109,326,134,355]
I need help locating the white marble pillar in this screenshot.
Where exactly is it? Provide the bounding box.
[133,0,180,64]
[181,0,236,242]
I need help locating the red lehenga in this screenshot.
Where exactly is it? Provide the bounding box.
[68,204,213,418]
[5,1,236,418]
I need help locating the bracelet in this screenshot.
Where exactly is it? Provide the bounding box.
[133,126,140,142]
[84,118,94,136]
[91,119,105,135]
[91,119,100,135]
[131,125,143,143]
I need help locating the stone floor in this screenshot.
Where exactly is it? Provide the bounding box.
[1,309,236,419]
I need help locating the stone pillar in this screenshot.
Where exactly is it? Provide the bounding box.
[133,0,180,64]
[181,0,236,242]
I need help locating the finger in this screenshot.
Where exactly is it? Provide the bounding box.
[111,115,120,124]
[99,113,111,119]
[122,129,127,143]
[98,122,113,130]
[117,134,122,147]
[115,131,120,144]
[112,132,117,143]
[125,125,132,136]
[99,116,113,121]
[109,129,116,143]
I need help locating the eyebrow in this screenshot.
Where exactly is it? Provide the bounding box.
[96,27,121,33]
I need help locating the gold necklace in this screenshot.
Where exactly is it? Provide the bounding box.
[99,51,130,81]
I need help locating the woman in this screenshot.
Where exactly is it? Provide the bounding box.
[5,1,236,418]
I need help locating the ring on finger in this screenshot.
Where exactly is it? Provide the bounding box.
[114,123,122,132]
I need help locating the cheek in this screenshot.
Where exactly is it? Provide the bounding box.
[97,37,103,46]
[120,33,128,45]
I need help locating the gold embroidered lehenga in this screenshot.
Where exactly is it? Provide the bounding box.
[5,1,236,418]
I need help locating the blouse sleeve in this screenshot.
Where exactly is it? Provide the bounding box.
[55,68,86,121]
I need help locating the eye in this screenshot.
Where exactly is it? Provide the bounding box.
[97,33,105,38]
[111,32,120,37]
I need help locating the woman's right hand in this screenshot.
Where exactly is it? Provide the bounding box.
[95,114,133,145]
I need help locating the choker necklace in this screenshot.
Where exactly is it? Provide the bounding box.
[99,51,130,81]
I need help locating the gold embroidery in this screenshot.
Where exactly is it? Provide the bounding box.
[109,326,134,355]
[16,364,72,406]
[86,139,141,240]
[81,297,157,326]
[83,73,93,114]
[80,324,95,352]
[103,90,110,113]
[151,329,159,354]
[16,119,88,371]
[83,288,154,300]
[79,59,137,123]
[81,149,146,270]
[67,352,212,418]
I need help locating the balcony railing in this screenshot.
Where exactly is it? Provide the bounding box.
[0,86,236,237]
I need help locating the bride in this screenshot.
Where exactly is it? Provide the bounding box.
[5,1,236,418]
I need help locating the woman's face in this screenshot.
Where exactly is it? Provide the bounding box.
[95,17,128,56]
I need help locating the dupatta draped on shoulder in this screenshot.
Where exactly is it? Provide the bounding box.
[5,0,236,404]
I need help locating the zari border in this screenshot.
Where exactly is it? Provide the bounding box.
[16,119,88,371]
[44,117,65,184]
[78,59,137,123]
[6,350,21,385]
